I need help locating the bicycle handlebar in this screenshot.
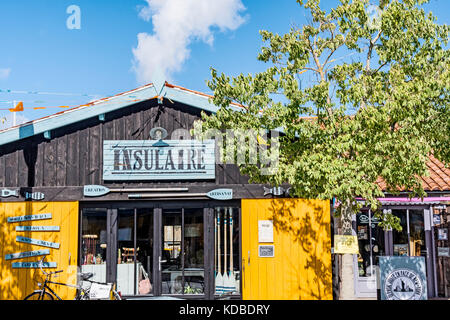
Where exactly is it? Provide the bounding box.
[38,256,63,276]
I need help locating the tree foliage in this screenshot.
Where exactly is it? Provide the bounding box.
[195,0,449,230]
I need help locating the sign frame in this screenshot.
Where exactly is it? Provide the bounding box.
[103,139,215,181]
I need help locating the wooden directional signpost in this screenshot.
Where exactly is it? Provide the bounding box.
[16,236,60,249]
[5,249,50,261]
[15,226,60,232]
[12,262,57,268]
[5,211,60,269]
[7,213,52,223]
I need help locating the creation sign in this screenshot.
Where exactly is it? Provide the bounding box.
[380,256,427,300]
[103,140,215,180]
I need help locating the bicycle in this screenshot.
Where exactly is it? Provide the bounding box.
[23,256,122,300]
[23,257,81,300]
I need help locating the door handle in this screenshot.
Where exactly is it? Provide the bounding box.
[159,256,167,271]
[248,250,250,266]
[242,258,245,289]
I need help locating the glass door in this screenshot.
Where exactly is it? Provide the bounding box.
[160,208,205,296]
[354,210,385,297]
[115,208,154,296]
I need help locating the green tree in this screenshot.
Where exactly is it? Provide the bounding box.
[194,0,449,299]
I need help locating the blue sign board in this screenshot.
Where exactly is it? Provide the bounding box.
[12,262,57,269]
[7,213,52,223]
[5,249,50,260]
[15,226,60,232]
[16,236,60,249]
[103,140,215,181]
[379,256,427,300]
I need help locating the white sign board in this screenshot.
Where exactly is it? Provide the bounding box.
[103,140,215,181]
[89,282,113,299]
[258,220,274,243]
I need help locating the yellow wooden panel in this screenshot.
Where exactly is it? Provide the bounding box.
[0,201,78,300]
[241,199,332,300]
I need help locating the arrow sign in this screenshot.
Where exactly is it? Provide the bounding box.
[206,189,233,200]
[84,185,189,197]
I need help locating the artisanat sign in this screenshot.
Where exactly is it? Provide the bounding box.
[5,249,50,261]
[103,140,215,180]
[206,189,233,200]
[7,213,52,223]
[380,256,427,300]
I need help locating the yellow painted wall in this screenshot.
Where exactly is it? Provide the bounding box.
[0,202,79,300]
[241,199,332,300]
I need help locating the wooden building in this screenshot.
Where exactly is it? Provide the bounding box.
[0,81,332,300]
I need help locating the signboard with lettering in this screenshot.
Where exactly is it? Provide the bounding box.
[15,226,60,232]
[12,262,57,268]
[380,256,427,300]
[259,245,275,257]
[7,213,52,223]
[334,235,359,254]
[258,220,274,243]
[103,140,215,180]
[206,189,233,200]
[5,249,50,261]
[16,236,60,249]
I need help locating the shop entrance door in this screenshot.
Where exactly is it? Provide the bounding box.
[157,208,206,296]
[354,210,385,298]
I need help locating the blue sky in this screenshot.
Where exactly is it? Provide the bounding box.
[0,0,448,127]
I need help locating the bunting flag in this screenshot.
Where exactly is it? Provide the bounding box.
[9,101,23,112]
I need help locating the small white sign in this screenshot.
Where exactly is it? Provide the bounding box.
[259,245,275,257]
[89,282,113,299]
[258,220,273,243]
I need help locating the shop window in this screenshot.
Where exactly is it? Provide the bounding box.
[81,208,107,283]
[214,207,240,295]
[393,209,426,257]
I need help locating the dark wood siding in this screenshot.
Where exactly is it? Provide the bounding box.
[0,100,249,189]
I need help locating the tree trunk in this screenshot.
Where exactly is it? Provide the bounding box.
[338,201,356,300]
[339,253,356,300]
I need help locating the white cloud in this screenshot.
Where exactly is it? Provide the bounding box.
[132,0,247,84]
[0,68,11,80]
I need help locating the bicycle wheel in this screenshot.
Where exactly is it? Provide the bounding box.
[24,291,54,300]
